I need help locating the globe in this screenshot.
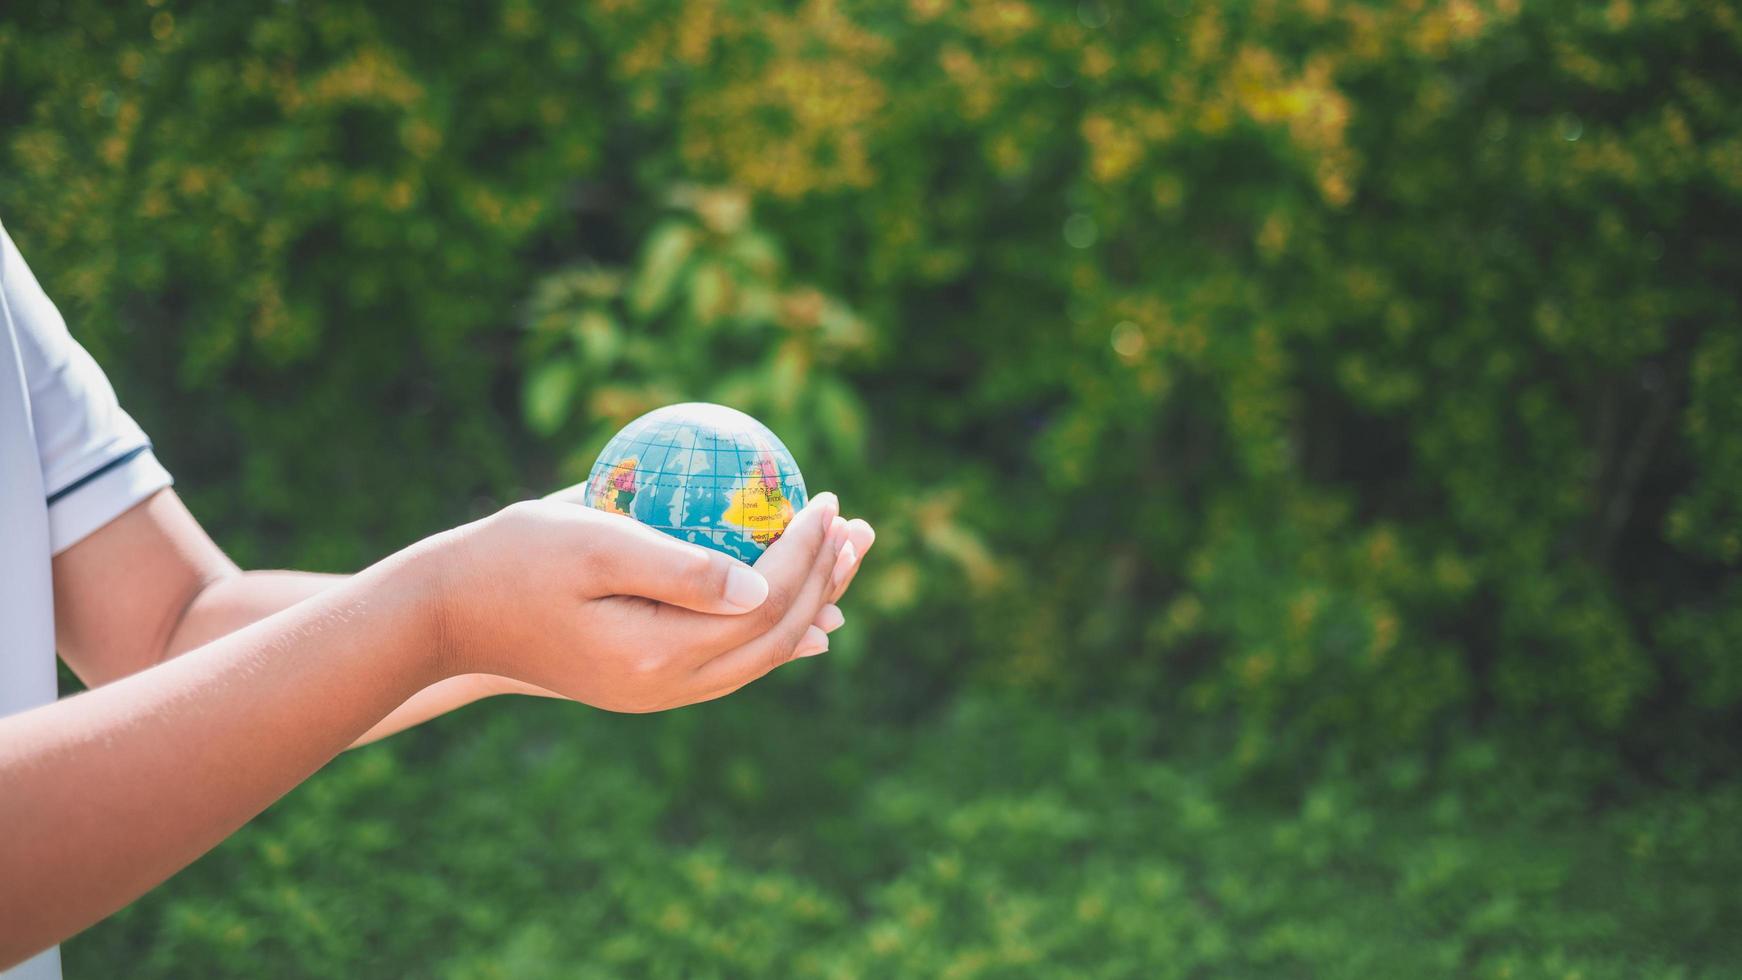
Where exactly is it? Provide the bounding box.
[582,402,809,563]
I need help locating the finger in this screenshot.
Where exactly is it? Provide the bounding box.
[590,492,842,662]
[794,624,830,658]
[827,519,876,604]
[814,604,844,633]
[752,492,840,582]
[583,513,772,614]
[698,491,840,645]
[543,487,836,616]
[687,513,849,691]
[660,619,832,712]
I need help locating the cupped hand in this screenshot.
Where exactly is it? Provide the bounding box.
[419,492,872,712]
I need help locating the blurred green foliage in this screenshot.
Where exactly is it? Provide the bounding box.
[4,0,1741,974]
[522,185,872,479]
[71,698,1742,978]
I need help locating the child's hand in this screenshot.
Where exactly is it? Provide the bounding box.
[414,492,866,713]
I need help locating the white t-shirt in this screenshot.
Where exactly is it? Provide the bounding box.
[1,220,173,980]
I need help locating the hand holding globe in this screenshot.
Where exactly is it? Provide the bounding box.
[537,402,871,665]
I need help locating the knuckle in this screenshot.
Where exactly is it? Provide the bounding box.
[746,598,787,634]
[492,500,534,530]
[766,643,796,671]
[767,624,807,668]
[680,550,721,596]
[507,499,553,522]
[762,579,797,617]
[579,535,622,582]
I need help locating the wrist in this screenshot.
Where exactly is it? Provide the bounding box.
[371,535,464,689]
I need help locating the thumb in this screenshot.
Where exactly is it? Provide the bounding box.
[584,513,771,614]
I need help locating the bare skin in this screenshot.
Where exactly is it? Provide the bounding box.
[0,487,874,967]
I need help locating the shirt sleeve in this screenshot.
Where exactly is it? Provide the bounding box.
[1,222,173,555]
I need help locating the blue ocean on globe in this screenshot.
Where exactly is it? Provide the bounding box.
[583,403,809,563]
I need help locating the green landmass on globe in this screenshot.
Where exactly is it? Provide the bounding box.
[583,403,808,563]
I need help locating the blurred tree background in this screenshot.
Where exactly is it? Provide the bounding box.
[4,0,1741,975]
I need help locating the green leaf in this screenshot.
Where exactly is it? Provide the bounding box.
[573,308,621,368]
[629,221,697,319]
[688,259,732,327]
[768,343,806,414]
[814,379,866,467]
[729,230,783,279]
[523,358,578,436]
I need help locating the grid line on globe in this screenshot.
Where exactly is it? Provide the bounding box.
[582,403,808,563]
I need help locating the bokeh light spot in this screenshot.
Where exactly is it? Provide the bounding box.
[1064,213,1098,249]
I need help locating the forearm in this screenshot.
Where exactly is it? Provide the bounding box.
[169,570,546,748]
[347,673,548,746]
[0,551,441,967]
[166,569,346,657]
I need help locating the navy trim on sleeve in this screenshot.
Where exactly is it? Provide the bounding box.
[46,444,151,506]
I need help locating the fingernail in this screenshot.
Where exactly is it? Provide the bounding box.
[828,516,849,549]
[848,518,876,552]
[796,624,830,657]
[817,603,845,631]
[724,565,770,612]
[813,492,840,521]
[832,541,858,582]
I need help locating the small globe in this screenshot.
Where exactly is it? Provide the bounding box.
[583,403,809,563]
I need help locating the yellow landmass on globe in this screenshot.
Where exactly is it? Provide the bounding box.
[722,460,795,546]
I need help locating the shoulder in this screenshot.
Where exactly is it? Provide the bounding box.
[0,216,175,553]
[0,218,80,374]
